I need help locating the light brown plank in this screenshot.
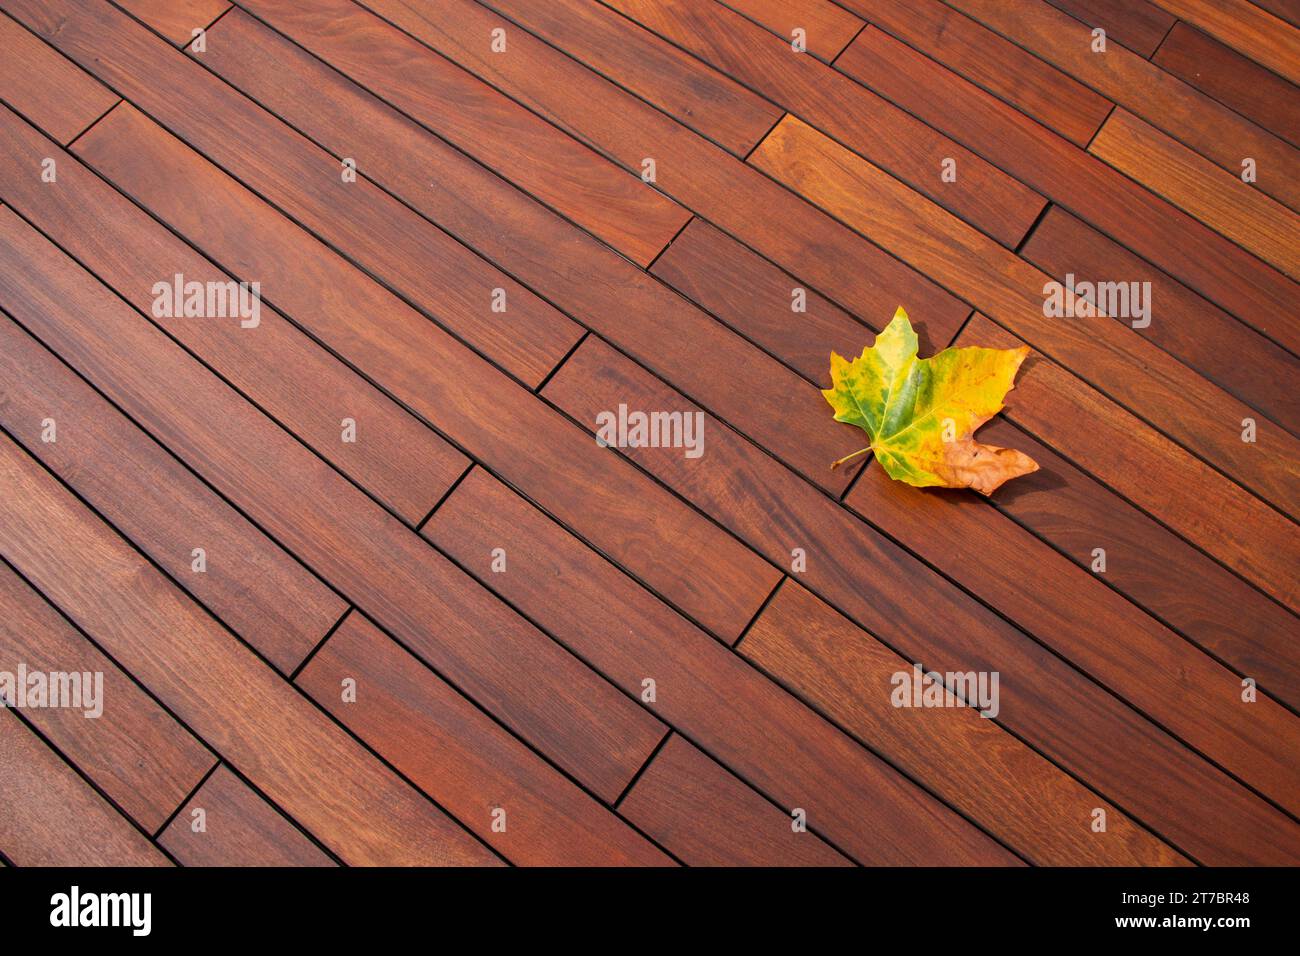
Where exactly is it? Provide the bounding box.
[726,0,864,62]
[116,0,230,46]
[1150,0,1300,83]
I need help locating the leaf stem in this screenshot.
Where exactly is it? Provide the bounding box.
[830,445,872,470]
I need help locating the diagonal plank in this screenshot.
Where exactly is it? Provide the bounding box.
[158,765,335,867]
[297,609,675,866]
[836,24,1300,356]
[725,0,865,62]
[1149,0,1300,84]
[652,218,1300,711]
[941,0,1300,211]
[1090,109,1300,279]
[0,11,117,143]
[1046,0,1177,57]
[542,335,1300,864]
[509,0,1045,247]
[0,305,347,673]
[116,0,229,46]
[0,432,499,866]
[0,204,664,803]
[0,559,215,834]
[0,106,470,530]
[750,116,1300,603]
[0,706,169,867]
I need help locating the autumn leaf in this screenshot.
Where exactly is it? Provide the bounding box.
[823,308,1038,495]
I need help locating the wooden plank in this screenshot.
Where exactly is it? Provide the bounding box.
[516,0,1044,247]
[942,0,1300,212]
[618,735,854,866]
[742,583,1187,866]
[0,12,117,143]
[0,430,498,866]
[330,0,973,347]
[115,0,229,46]
[838,0,1113,146]
[0,304,346,674]
[1,0,584,389]
[200,3,686,267]
[68,104,774,645]
[195,8,867,498]
[1149,0,1300,84]
[0,205,665,805]
[1091,108,1300,279]
[1252,0,1300,28]
[750,116,1300,603]
[0,707,168,866]
[836,26,1300,356]
[424,467,1019,865]
[298,610,673,866]
[446,0,782,156]
[159,765,334,866]
[0,560,214,833]
[540,334,1300,865]
[1020,206,1300,436]
[0,107,469,530]
[653,218,1300,712]
[1045,0,1177,57]
[726,0,864,62]
[1153,22,1300,146]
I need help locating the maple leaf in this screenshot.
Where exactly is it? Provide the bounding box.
[823,308,1038,495]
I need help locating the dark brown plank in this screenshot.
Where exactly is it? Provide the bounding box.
[328,0,972,347]
[0,302,347,674]
[444,0,782,155]
[1020,206,1300,436]
[1252,0,1300,28]
[1149,0,1300,84]
[1153,22,1300,146]
[159,765,334,867]
[116,0,229,46]
[1046,0,1177,57]
[751,116,1300,605]
[0,430,497,866]
[0,560,215,833]
[742,583,1187,866]
[943,0,1300,211]
[728,0,864,62]
[425,467,1019,865]
[0,12,118,143]
[653,218,1300,711]
[838,0,1113,146]
[836,25,1300,356]
[196,7,865,498]
[2,0,584,390]
[0,106,469,530]
[69,103,774,645]
[618,734,854,866]
[1091,108,1300,278]
[541,334,1300,865]
[298,610,672,866]
[516,0,1044,247]
[0,204,663,804]
[0,707,169,866]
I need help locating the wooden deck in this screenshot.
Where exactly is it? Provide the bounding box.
[0,0,1296,867]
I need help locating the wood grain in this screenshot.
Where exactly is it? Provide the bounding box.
[0,559,215,834]
[1153,22,1300,146]
[424,467,1019,865]
[0,11,117,143]
[0,706,169,867]
[619,735,854,866]
[541,334,1300,865]
[726,0,864,62]
[115,0,230,46]
[159,765,335,867]
[529,0,1045,247]
[1091,108,1300,279]
[1045,0,1177,56]
[0,204,664,804]
[1149,0,1300,83]
[839,0,1114,146]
